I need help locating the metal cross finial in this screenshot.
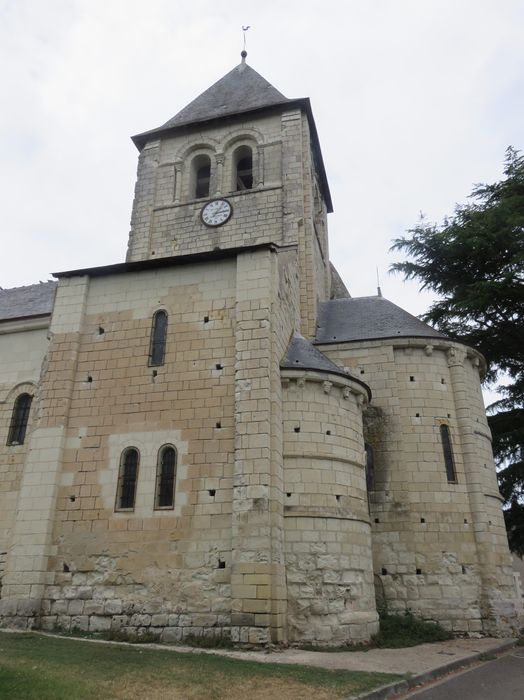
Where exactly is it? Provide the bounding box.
[241,25,250,60]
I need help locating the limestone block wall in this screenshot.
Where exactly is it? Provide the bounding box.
[1,261,238,638]
[320,338,519,634]
[0,323,49,590]
[281,369,378,644]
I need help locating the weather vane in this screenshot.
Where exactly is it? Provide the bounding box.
[242,25,250,57]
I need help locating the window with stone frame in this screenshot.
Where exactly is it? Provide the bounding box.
[149,309,168,366]
[155,445,177,509]
[115,447,140,510]
[440,424,457,482]
[6,393,33,446]
[192,154,211,199]
[233,145,253,191]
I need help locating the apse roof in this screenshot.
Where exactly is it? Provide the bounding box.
[281,332,347,376]
[281,332,371,398]
[0,282,56,322]
[315,296,447,344]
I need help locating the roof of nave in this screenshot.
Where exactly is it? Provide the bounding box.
[0,281,57,322]
[315,295,447,344]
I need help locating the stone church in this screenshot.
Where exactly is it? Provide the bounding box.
[0,55,519,645]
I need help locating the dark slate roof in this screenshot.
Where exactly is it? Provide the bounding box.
[315,296,447,344]
[132,61,290,146]
[281,332,349,377]
[281,332,371,398]
[163,62,288,129]
[0,282,56,322]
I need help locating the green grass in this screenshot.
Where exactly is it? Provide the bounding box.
[0,631,401,699]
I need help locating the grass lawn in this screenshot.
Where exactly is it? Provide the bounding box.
[0,631,401,699]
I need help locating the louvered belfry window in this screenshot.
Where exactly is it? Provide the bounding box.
[192,154,211,199]
[234,145,253,191]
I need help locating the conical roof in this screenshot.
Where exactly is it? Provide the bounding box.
[281,332,346,376]
[315,296,448,344]
[281,332,371,398]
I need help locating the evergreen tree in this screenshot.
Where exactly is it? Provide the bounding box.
[390,148,524,553]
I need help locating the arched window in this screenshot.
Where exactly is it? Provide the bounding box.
[115,448,139,510]
[155,445,177,509]
[7,393,33,446]
[233,145,253,191]
[149,310,168,366]
[440,424,457,483]
[192,154,211,199]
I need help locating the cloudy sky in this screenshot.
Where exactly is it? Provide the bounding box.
[1,0,523,323]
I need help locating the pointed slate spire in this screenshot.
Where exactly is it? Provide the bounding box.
[132,58,290,149]
[160,60,289,130]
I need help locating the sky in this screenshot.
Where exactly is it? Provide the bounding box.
[1,0,523,325]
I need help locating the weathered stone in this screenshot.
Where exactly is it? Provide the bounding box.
[89,615,111,632]
[71,615,89,632]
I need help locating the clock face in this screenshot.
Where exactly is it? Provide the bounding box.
[201,199,232,227]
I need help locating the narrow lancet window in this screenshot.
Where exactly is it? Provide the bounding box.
[116,448,139,510]
[149,310,168,366]
[365,443,375,492]
[440,424,457,482]
[7,393,33,445]
[234,145,253,191]
[155,445,177,508]
[192,154,211,199]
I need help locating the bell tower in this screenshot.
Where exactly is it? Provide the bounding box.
[126,53,333,338]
